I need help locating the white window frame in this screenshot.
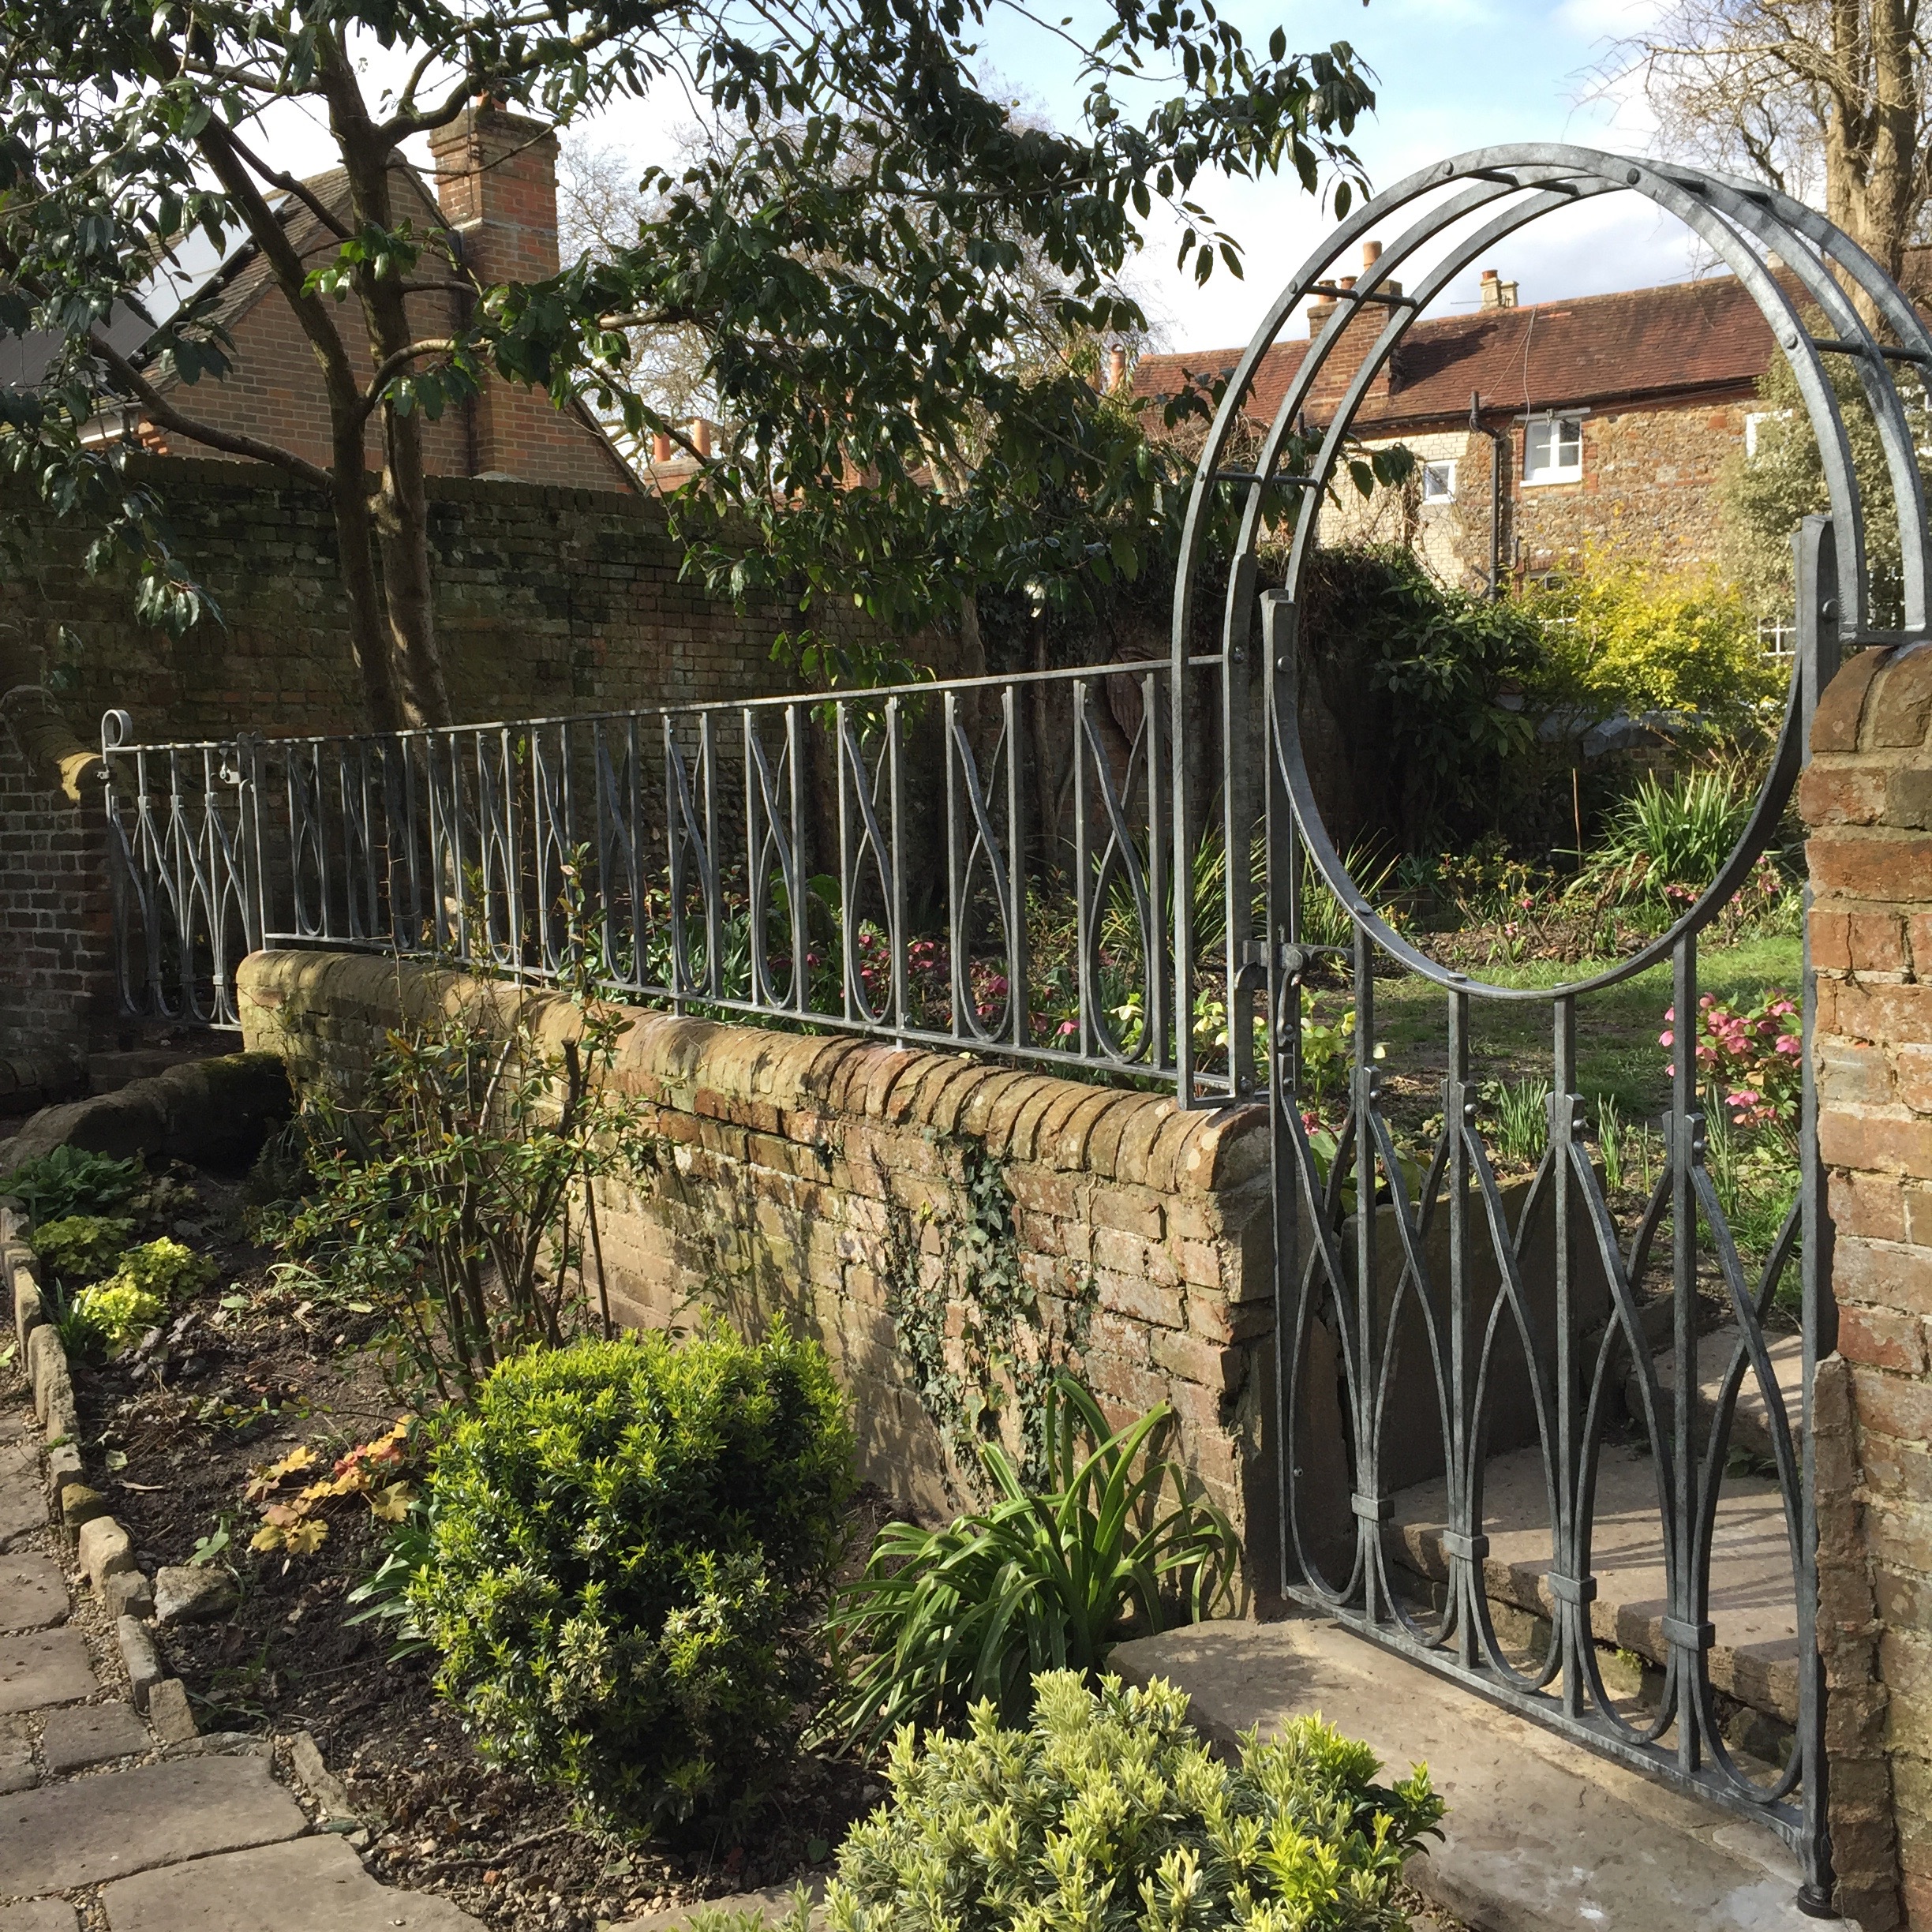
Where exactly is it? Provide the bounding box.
[1522,414,1584,485]
[1421,459,1457,503]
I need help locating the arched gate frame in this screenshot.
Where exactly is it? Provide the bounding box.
[1173,146,1932,1913]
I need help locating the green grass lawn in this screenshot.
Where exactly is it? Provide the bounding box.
[1306,931,1803,1131]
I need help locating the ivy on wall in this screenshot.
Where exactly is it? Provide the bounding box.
[884,1138,1098,1498]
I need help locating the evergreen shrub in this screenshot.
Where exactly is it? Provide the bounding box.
[809,1672,1443,1932]
[413,1326,855,1832]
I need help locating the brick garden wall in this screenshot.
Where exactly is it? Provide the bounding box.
[1802,638,1932,1929]
[235,949,1278,1561]
[0,456,943,1066]
[0,687,114,1092]
[2,456,934,745]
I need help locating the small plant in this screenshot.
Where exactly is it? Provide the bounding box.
[414,1327,855,1834]
[823,1376,1237,1752]
[1595,1095,1629,1196]
[1662,988,1803,1129]
[1578,766,1758,911]
[345,1489,437,1661]
[1480,1078,1552,1170]
[1702,1109,1801,1281]
[188,1527,232,1568]
[2,1147,141,1224]
[814,1672,1443,1932]
[285,990,641,1402]
[66,1236,213,1354]
[247,1421,416,1559]
[30,1214,135,1286]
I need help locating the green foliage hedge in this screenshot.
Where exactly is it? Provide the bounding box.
[413,1327,855,1833]
[811,1671,1443,1932]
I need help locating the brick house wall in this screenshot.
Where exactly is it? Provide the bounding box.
[134,103,631,494]
[237,949,1279,1560]
[1136,264,1778,593]
[1801,638,1932,1928]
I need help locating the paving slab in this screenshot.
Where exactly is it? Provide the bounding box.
[0,1553,68,1633]
[99,1833,484,1930]
[39,1699,150,1772]
[0,1711,34,1793]
[1385,1440,1801,1721]
[0,1901,80,1932]
[0,1626,95,1714]
[0,1443,43,1550]
[0,1754,307,1896]
[618,1881,823,1932]
[1114,1616,1845,1932]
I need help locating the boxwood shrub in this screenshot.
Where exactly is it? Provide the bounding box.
[807,1671,1443,1932]
[412,1325,855,1833]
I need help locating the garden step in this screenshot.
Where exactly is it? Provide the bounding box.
[0,1755,308,1896]
[1383,1440,1800,1724]
[39,1700,150,1773]
[1625,1325,1806,1463]
[96,1833,483,1930]
[1114,1615,1841,1932]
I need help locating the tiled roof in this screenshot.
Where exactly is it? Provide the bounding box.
[1131,273,1784,430]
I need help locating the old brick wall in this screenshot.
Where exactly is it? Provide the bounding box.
[236,949,1278,1560]
[1802,638,1932,1929]
[0,456,942,1067]
[0,689,114,1089]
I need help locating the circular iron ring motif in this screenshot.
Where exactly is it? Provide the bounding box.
[1171,144,1932,1001]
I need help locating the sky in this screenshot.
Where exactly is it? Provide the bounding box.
[256,0,1706,359]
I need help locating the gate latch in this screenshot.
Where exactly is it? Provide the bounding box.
[1239,939,1350,985]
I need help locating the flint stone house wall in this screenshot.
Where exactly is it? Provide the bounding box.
[1802,638,1932,1930]
[236,949,1278,1557]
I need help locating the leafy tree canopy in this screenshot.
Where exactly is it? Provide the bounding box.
[0,0,1379,724]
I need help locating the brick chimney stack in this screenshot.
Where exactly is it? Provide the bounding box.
[429,101,563,284]
[1480,268,1519,310]
[429,101,601,483]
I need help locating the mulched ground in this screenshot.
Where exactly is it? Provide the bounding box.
[60,1163,895,1932]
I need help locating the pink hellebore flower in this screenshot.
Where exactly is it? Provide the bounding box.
[1775,1035,1801,1055]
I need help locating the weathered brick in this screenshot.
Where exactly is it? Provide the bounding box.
[1839,1305,1930,1376]
[1812,650,1891,751]
[1870,645,1932,748]
[1820,1109,1932,1181]
[1801,762,1891,825]
[1809,831,1932,901]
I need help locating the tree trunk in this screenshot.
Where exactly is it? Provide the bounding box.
[1825,0,1920,284]
[324,40,454,732]
[329,455,404,735]
[376,405,451,728]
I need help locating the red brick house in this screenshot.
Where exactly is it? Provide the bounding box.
[107,103,635,493]
[1132,248,1810,593]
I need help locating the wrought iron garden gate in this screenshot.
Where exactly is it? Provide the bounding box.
[1172,146,1932,1915]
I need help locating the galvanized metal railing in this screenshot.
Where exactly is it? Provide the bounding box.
[101,653,1248,1101]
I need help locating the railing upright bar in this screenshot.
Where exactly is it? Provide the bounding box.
[888,697,908,1045]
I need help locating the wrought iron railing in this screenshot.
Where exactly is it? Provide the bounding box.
[101,654,1252,1103]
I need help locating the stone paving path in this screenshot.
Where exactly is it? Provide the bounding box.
[0,1402,479,1932]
